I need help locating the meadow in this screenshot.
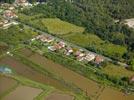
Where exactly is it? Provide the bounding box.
[102,64,134,78]
[18,14,85,35]
[34,18,85,34]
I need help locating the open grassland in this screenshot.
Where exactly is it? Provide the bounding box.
[61,33,127,59]
[37,18,85,34]
[102,64,134,78]
[18,14,85,35]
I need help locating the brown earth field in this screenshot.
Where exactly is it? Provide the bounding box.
[45,91,74,100]
[3,86,42,100]
[0,56,69,91]
[0,75,18,97]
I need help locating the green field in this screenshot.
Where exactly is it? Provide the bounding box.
[18,14,85,35]
[37,18,85,34]
[61,33,127,60]
[103,64,134,78]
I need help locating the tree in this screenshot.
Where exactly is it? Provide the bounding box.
[130,59,134,71]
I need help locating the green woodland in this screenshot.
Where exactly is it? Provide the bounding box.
[0,25,37,54]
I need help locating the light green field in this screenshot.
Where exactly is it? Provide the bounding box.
[61,33,127,59]
[19,14,85,34]
[103,64,134,77]
[34,18,85,34]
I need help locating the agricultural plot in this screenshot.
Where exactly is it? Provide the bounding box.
[0,70,55,100]
[0,56,68,91]
[45,91,74,100]
[98,87,134,100]
[0,76,18,98]
[102,64,134,78]
[18,14,85,35]
[3,86,43,100]
[37,18,85,34]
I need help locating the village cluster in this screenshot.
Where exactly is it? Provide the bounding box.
[32,34,104,65]
[0,3,18,28]
[0,0,42,29]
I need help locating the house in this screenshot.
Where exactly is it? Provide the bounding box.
[58,41,66,48]
[74,50,86,61]
[74,51,81,56]
[9,6,15,10]
[36,35,44,40]
[130,75,134,83]
[0,20,9,27]
[40,35,54,43]
[67,47,73,53]
[15,0,32,7]
[15,0,27,4]
[95,55,104,64]
[3,10,18,19]
[64,47,73,55]
[36,35,54,43]
[3,20,8,24]
[76,56,85,61]
[84,53,95,62]
[74,50,85,57]
[48,46,56,51]
[54,43,62,50]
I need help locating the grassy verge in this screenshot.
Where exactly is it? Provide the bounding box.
[34,90,54,100]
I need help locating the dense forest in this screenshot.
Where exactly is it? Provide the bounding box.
[0,0,15,3]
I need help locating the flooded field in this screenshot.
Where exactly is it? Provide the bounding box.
[3,86,42,100]
[98,87,134,100]
[0,56,69,91]
[0,76,17,96]
[45,91,74,100]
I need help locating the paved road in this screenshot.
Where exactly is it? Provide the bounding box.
[14,20,129,67]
